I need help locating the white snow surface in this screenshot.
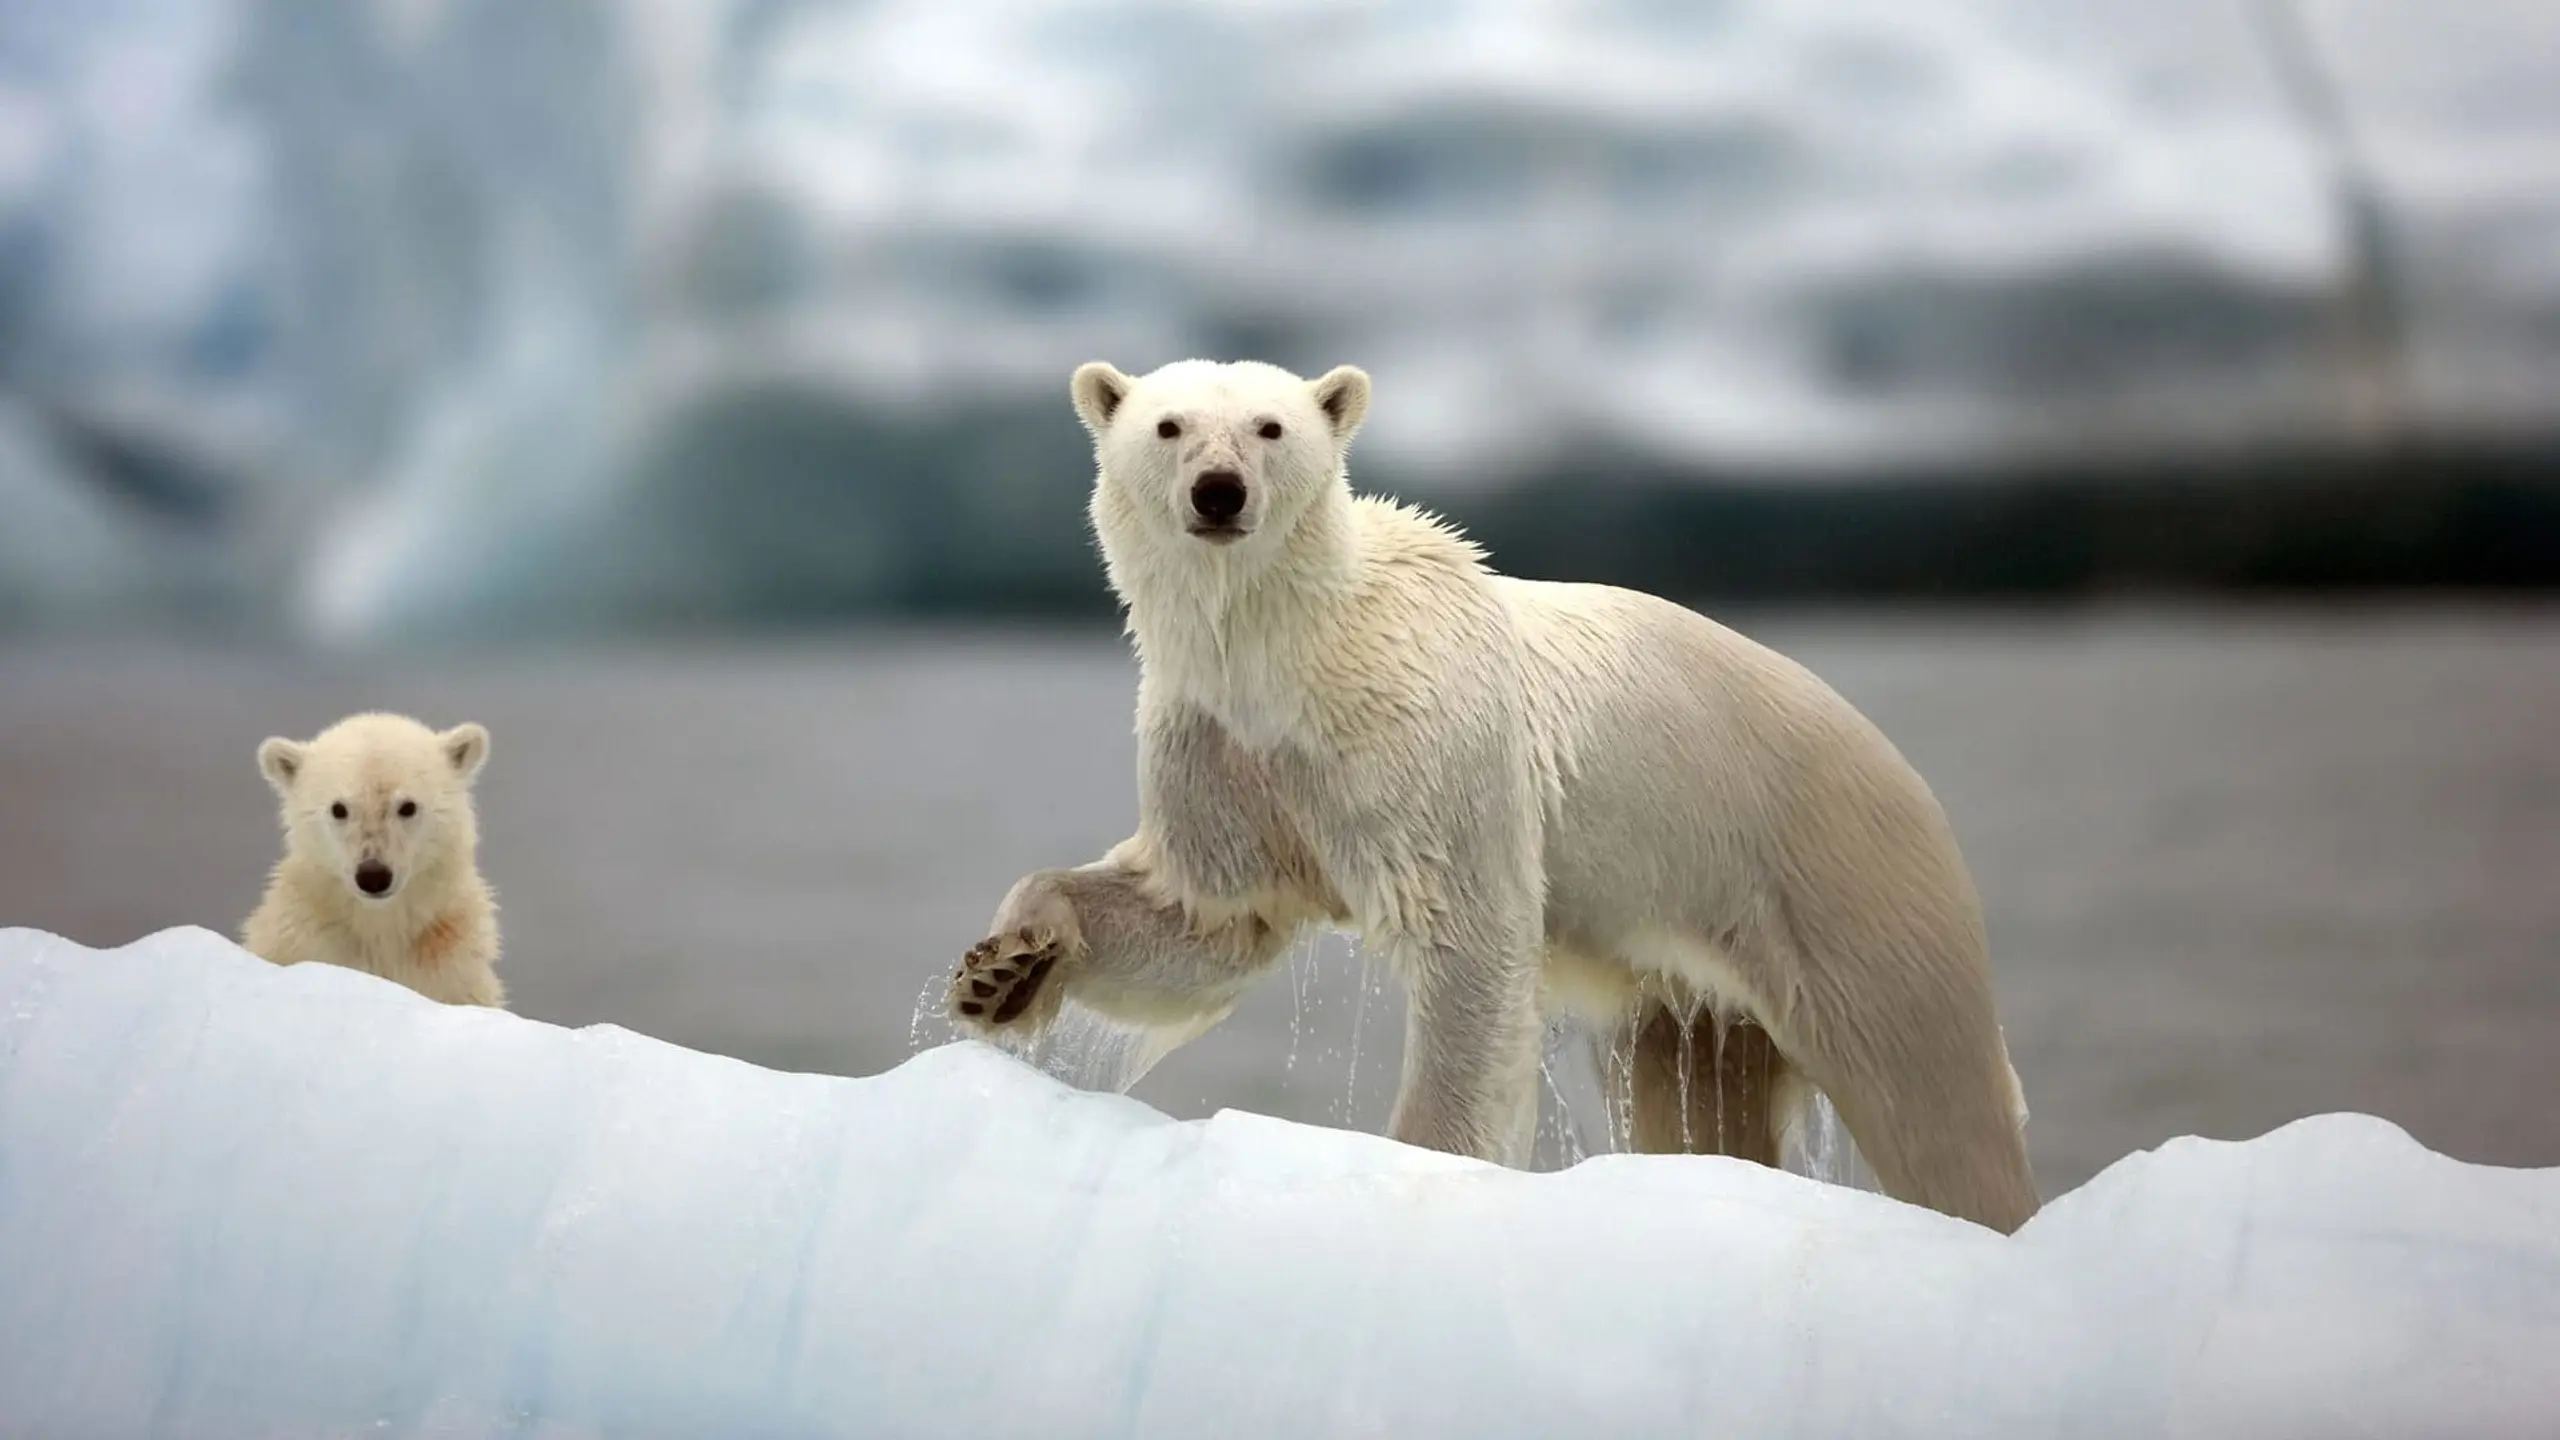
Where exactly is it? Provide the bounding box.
[2,925,2556,1438]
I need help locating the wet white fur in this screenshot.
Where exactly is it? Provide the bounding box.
[242,712,503,1008]
[964,359,2039,1232]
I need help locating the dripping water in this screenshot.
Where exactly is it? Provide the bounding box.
[1023,1003,1193,1094]
[1337,941,1378,1127]
[1528,990,1878,1195]
[1533,1017,1607,1170]
[1673,1002,1697,1154]
[912,931,1875,1191]
[1783,1091,1880,1192]
[1282,929,1319,1085]
[908,972,949,1054]
[1603,1019,1636,1155]
[906,954,1182,1095]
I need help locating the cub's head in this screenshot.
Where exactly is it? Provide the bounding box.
[257,713,490,904]
[1071,359,1370,566]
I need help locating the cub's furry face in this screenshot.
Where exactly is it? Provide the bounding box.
[1072,358,1370,566]
[257,713,489,905]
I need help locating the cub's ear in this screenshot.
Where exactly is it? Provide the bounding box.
[256,737,306,794]
[440,723,491,783]
[1310,365,1371,443]
[1070,362,1135,437]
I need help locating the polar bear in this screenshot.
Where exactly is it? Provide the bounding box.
[949,359,2040,1233]
[242,712,505,1008]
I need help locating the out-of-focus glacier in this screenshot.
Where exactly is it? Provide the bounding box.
[2,0,2557,635]
[2,926,2556,1437]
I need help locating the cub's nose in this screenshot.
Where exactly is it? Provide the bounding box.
[354,860,395,896]
[1190,471,1247,522]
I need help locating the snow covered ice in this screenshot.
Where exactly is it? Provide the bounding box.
[2,927,2556,1437]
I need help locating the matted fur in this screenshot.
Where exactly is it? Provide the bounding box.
[951,359,2038,1233]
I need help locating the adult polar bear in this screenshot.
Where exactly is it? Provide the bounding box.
[950,359,2040,1233]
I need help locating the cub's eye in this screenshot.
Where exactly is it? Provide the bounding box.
[329,802,348,820]
[1155,419,1181,439]
[1258,421,1283,441]
[397,800,418,818]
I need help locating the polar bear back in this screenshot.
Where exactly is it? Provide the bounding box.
[1496,574,1986,991]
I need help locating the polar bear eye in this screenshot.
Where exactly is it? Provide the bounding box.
[398,800,418,818]
[329,802,348,821]
[1258,421,1283,441]
[1155,419,1181,440]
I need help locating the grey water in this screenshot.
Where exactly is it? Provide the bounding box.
[3,603,2556,1197]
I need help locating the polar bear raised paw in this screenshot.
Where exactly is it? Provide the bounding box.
[951,928,1065,1033]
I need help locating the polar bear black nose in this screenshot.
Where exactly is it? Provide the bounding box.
[1190,471,1247,522]
[355,860,395,896]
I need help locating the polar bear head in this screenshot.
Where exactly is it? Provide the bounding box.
[258,712,490,905]
[1070,359,1370,577]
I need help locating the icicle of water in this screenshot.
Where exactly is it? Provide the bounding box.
[1535,1025,1591,1171]
[1709,1006,1731,1157]
[1520,1003,1885,1190]
[1283,933,1312,1084]
[1784,1090,1880,1192]
[1673,1006,1696,1154]
[1338,947,1375,1127]
[1019,1004,1147,1094]
[1602,1018,1636,1155]
[912,964,1196,1096]
[908,974,949,1054]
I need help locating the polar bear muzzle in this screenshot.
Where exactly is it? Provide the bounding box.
[1189,471,1248,538]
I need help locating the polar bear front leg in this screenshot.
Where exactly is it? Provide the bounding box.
[1379,916,1547,1165]
[953,705,1320,1042]
[949,852,1294,1040]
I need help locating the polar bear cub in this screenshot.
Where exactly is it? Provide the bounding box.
[242,712,504,1008]
[949,358,2040,1233]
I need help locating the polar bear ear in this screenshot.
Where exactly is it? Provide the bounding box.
[439,723,490,783]
[1070,362,1135,436]
[1310,365,1371,443]
[256,737,306,794]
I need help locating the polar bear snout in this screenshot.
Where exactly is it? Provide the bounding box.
[1188,470,1249,537]
[353,859,396,898]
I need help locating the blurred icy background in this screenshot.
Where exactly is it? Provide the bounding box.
[0,0,2555,1192]
[8,0,2559,635]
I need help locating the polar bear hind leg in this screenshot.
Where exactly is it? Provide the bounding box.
[1745,918,2042,1233]
[1576,921,2036,1233]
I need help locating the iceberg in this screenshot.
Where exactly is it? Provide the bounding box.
[6,0,2560,636]
[3,926,2556,1436]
